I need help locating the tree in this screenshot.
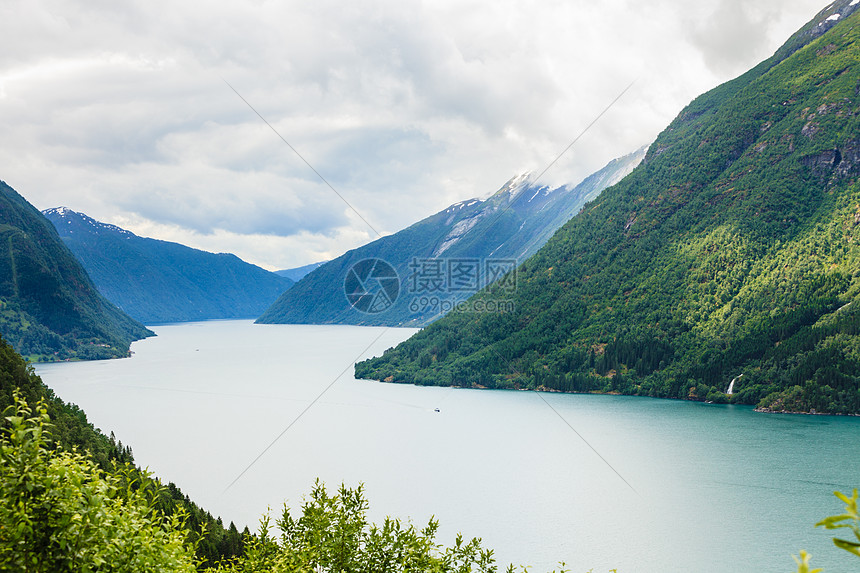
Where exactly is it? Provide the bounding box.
[209,480,576,573]
[0,390,198,572]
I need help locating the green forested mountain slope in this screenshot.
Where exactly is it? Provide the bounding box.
[0,335,247,565]
[258,147,645,327]
[44,207,293,324]
[0,181,151,361]
[357,0,860,414]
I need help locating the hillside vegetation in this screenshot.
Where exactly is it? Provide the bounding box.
[0,334,249,566]
[0,182,151,361]
[357,1,860,415]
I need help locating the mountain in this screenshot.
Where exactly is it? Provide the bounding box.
[0,181,151,361]
[257,147,646,327]
[356,0,860,415]
[43,208,293,324]
[275,261,327,282]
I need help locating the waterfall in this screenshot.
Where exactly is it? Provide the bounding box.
[726,374,743,395]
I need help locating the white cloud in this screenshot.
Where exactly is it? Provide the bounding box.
[0,0,827,268]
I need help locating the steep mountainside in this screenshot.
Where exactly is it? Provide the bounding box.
[258,147,646,327]
[0,182,151,361]
[44,208,293,324]
[357,1,860,415]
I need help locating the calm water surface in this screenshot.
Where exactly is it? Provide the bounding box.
[36,321,860,573]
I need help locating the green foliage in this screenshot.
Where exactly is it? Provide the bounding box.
[793,488,860,572]
[0,390,198,572]
[816,489,860,558]
[0,334,248,568]
[210,480,495,572]
[356,6,860,414]
[0,332,133,469]
[0,180,152,361]
[793,550,822,573]
[208,480,578,573]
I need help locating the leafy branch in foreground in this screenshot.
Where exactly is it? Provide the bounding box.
[209,480,577,573]
[0,333,246,567]
[792,550,821,573]
[0,390,198,572]
[816,489,860,557]
[793,489,860,572]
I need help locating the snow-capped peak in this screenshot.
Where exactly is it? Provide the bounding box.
[45,206,73,218]
[42,207,136,238]
[481,171,538,202]
[502,171,536,199]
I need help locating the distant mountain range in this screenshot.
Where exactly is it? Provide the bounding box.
[356,0,860,415]
[275,261,327,282]
[43,208,293,324]
[257,147,647,327]
[0,181,151,361]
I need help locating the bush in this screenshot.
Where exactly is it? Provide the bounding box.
[208,480,580,573]
[0,391,198,572]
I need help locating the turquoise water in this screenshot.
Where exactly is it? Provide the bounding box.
[36,320,860,572]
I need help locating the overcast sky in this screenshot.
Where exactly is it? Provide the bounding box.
[0,0,828,270]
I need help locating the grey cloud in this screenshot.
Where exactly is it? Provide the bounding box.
[313,127,443,188]
[685,0,784,76]
[0,0,830,267]
[117,178,351,237]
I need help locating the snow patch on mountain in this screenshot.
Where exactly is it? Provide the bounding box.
[45,206,72,218]
[444,198,484,215]
[433,214,483,257]
[43,207,135,238]
[503,172,537,202]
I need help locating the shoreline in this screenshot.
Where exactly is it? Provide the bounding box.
[754,407,860,417]
[367,377,860,417]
